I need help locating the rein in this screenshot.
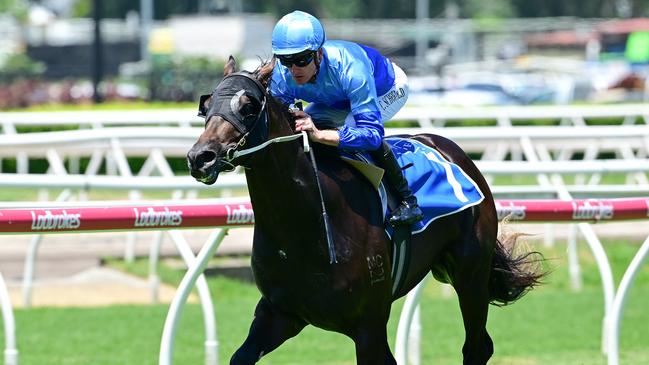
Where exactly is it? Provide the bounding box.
[223,131,309,166]
[223,129,338,263]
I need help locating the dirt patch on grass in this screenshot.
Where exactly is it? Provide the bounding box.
[6,267,197,308]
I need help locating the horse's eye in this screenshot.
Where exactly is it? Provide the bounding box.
[240,101,258,117]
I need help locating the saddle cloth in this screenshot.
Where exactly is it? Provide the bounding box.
[342,137,485,236]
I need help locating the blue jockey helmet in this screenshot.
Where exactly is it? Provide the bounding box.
[272,11,326,55]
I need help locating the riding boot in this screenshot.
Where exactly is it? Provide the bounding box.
[370,141,424,226]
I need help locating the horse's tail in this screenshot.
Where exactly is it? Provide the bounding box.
[488,231,547,306]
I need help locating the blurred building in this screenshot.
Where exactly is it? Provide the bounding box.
[25,17,140,78]
[4,5,648,106]
[161,14,274,62]
[524,17,649,63]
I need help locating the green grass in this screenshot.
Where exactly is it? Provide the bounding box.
[2,239,649,364]
[489,173,642,186]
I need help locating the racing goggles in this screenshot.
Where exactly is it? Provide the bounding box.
[276,51,315,68]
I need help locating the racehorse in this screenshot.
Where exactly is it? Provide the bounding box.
[187,56,545,365]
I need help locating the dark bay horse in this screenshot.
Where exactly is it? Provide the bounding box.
[187,56,545,365]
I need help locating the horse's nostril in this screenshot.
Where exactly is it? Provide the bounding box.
[195,150,217,169]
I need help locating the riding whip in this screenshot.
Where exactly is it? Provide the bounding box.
[291,102,337,264]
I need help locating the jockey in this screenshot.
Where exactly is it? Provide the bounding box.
[270,10,423,226]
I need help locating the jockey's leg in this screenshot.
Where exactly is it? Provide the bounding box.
[230,297,306,365]
[369,141,423,226]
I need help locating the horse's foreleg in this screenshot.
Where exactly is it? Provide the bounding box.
[352,322,396,365]
[230,297,306,365]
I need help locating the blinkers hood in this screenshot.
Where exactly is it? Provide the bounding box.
[198,72,267,135]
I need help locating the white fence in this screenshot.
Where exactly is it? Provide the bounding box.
[1,108,648,279]
[1,124,648,182]
[1,114,648,302]
[1,106,647,191]
[1,104,648,131]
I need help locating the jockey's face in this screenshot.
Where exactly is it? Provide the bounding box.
[278,49,322,85]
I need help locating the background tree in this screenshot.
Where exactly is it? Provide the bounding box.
[55,0,649,19]
[462,0,514,18]
[71,0,199,19]
[0,0,28,21]
[510,0,649,17]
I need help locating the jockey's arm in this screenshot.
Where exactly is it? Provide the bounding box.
[293,110,384,150]
[294,74,384,150]
[293,109,340,147]
[336,62,384,152]
[337,113,383,151]
[312,129,341,147]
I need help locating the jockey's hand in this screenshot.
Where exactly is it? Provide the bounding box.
[293,110,320,136]
[292,110,341,147]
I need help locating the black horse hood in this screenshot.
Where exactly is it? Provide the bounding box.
[204,72,267,135]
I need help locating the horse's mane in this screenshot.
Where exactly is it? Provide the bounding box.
[251,57,274,89]
[252,58,273,79]
[251,57,295,130]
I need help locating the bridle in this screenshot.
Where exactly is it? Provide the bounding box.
[199,71,309,172]
[197,70,337,263]
[200,71,270,171]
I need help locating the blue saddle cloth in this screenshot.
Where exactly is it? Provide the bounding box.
[386,137,484,234]
[345,137,485,236]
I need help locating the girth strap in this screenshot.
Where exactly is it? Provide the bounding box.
[391,225,412,297]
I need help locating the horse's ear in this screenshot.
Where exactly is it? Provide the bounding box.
[224,56,236,76]
[257,58,275,88]
[197,94,212,117]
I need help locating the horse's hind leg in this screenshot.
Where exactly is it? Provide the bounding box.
[449,208,495,365]
[230,297,306,365]
[352,320,397,365]
[382,343,398,365]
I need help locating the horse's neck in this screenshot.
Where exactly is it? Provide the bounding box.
[246,151,328,261]
[246,143,313,206]
[245,124,321,228]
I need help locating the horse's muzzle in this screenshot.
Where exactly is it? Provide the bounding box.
[187,147,221,185]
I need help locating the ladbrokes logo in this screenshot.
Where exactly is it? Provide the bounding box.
[226,204,254,224]
[31,210,81,231]
[572,200,613,220]
[495,202,526,221]
[133,207,183,227]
